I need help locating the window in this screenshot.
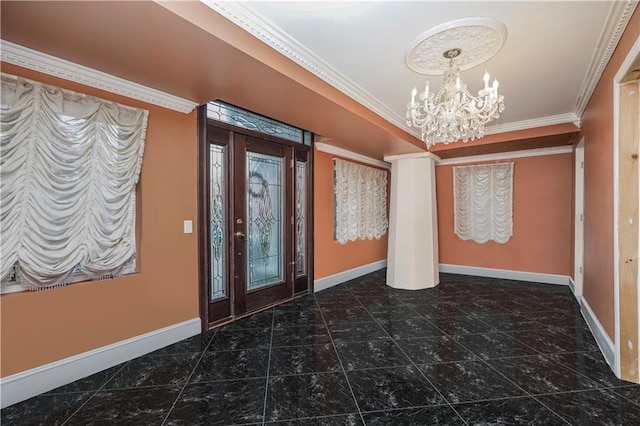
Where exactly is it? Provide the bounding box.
[333,158,388,244]
[453,162,514,244]
[1,73,147,292]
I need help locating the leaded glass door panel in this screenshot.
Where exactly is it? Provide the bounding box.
[205,126,232,324]
[233,135,293,315]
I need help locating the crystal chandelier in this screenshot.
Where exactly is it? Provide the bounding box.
[406,48,505,148]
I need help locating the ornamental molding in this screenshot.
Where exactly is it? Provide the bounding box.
[484,113,581,136]
[437,145,573,166]
[315,143,391,169]
[574,0,639,118]
[204,1,633,136]
[0,40,198,114]
[405,17,507,75]
[201,0,409,133]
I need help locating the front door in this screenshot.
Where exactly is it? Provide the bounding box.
[201,118,312,327]
[233,135,293,314]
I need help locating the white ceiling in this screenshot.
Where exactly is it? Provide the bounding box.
[207,1,633,138]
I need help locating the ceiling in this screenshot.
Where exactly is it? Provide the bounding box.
[1,1,636,159]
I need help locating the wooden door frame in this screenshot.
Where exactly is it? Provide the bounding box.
[613,36,640,382]
[197,105,314,330]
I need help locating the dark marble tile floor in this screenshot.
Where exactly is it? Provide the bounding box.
[3,270,640,425]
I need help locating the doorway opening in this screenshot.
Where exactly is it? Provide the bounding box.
[614,37,640,382]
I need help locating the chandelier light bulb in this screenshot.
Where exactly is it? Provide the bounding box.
[483,71,490,90]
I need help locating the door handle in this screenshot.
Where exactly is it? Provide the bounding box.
[235,231,246,239]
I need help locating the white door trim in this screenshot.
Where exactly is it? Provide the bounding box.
[574,138,585,299]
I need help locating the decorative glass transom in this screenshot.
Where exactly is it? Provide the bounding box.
[207,101,311,145]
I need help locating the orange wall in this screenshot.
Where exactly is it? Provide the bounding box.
[0,63,199,377]
[313,149,388,279]
[436,154,573,276]
[580,8,640,340]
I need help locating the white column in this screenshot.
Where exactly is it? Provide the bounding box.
[383,152,440,290]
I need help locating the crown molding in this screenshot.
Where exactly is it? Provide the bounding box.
[202,1,408,132]
[436,144,573,166]
[315,142,391,169]
[484,113,580,135]
[0,40,198,114]
[573,0,638,118]
[384,152,441,163]
[205,0,636,140]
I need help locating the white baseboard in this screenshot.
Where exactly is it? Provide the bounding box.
[0,318,201,409]
[314,260,387,293]
[569,276,576,293]
[580,297,616,369]
[439,263,571,286]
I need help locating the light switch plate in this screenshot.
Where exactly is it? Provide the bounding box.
[183,220,193,234]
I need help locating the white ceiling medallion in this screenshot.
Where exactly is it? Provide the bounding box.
[405,17,507,75]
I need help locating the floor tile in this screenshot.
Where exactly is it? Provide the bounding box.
[486,355,601,394]
[266,413,363,425]
[356,295,408,310]
[65,386,179,426]
[377,317,444,340]
[410,302,468,319]
[272,324,331,347]
[453,397,568,425]
[347,366,444,412]
[45,364,126,394]
[505,329,596,354]
[208,327,272,351]
[189,348,269,382]
[470,313,547,332]
[419,360,526,404]
[545,351,629,388]
[329,321,390,343]
[165,379,265,425]
[277,296,318,312]
[396,335,478,364]
[103,353,199,389]
[348,283,390,297]
[453,332,541,359]
[614,386,640,406]
[222,309,274,330]
[264,372,357,422]
[321,306,374,326]
[274,308,325,328]
[335,339,412,370]
[536,389,640,425]
[361,405,465,425]
[366,305,424,321]
[150,331,215,356]
[0,392,92,426]
[6,270,638,425]
[428,314,497,335]
[270,344,342,376]
[552,326,601,348]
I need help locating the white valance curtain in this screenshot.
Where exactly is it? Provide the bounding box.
[1,73,148,290]
[454,162,513,244]
[334,158,388,244]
